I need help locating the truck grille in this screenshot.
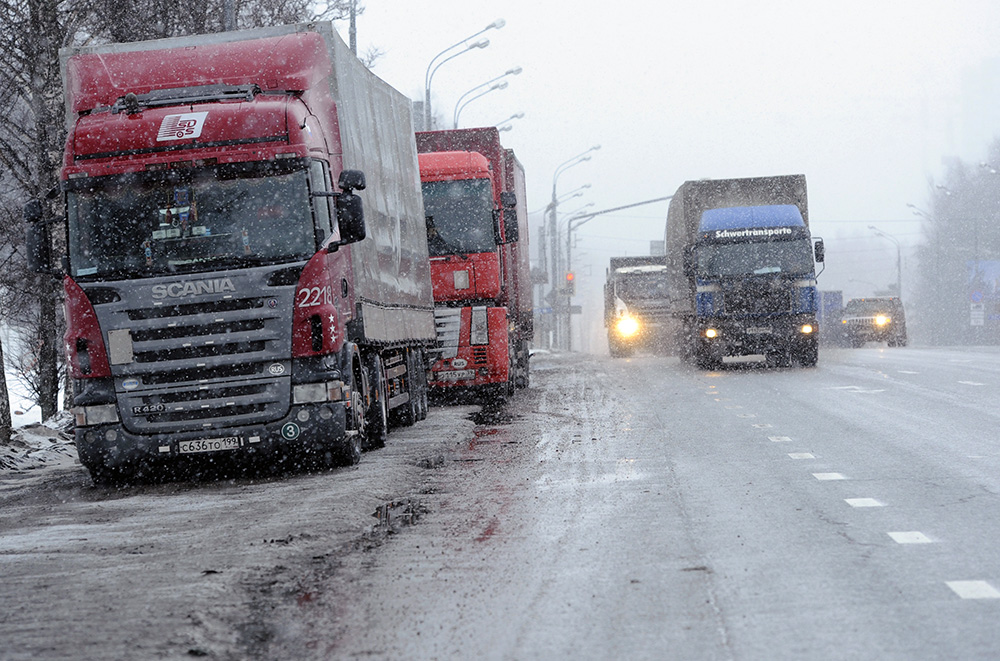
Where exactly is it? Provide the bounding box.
[87,269,297,435]
[722,283,793,315]
[434,308,462,359]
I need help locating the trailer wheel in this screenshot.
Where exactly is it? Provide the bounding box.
[417,352,429,420]
[363,352,388,450]
[399,349,421,426]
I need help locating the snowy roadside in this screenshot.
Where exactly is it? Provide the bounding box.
[0,411,77,473]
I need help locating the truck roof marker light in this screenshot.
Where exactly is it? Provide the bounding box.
[800,324,814,334]
[704,328,719,339]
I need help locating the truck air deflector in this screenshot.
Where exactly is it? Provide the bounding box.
[699,204,805,232]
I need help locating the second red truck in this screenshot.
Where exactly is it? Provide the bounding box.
[416,128,531,400]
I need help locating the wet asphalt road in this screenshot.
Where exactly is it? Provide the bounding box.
[3,345,1000,659]
[328,346,1000,660]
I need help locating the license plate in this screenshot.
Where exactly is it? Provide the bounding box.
[178,436,242,454]
[434,369,475,382]
[746,327,772,334]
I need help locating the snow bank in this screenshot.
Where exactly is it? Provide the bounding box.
[0,411,77,472]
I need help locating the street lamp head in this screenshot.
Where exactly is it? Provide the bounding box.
[591,145,601,151]
[471,38,490,49]
[512,111,525,119]
[493,81,509,90]
[488,18,506,30]
[506,66,523,76]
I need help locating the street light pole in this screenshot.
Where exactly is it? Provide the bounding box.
[423,19,504,130]
[452,67,522,128]
[869,225,902,298]
[453,82,508,129]
[547,146,599,349]
[495,111,525,130]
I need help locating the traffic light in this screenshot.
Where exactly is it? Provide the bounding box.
[565,271,575,295]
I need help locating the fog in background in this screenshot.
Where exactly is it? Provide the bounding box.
[348,1,1000,351]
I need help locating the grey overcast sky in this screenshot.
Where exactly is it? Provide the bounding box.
[347,0,1000,305]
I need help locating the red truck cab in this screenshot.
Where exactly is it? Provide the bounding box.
[416,129,531,399]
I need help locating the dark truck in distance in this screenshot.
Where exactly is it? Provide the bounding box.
[604,256,675,357]
[841,297,908,347]
[664,175,825,369]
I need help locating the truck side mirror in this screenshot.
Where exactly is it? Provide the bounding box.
[24,200,52,273]
[338,169,366,193]
[682,246,695,277]
[503,210,519,243]
[814,238,825,263]
[335,193,366,245]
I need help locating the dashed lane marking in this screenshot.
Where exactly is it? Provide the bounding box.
[814,472,847,481]
[898,370,919,374]
[946,581,1000,599]
[828,385,886,394]
[845,498,885,508]
[788,453,815,459]
[752,423,773,429]
[958,381,986,386]
[888,531,933,544]
[769,436,792,442]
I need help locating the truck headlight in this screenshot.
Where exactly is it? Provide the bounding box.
[704,328,719,339]
[616,315,640,338]
[800,324,814,334]
[470,306,489,345]
[875,315,890,326]
[73,404,120,426]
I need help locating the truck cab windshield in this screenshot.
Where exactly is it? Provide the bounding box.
[421,178,495,256]
[616,271,670,300]
[66,163,315,280]
[697,238,814,278]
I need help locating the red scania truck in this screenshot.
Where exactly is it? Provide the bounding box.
[25,23,436,483]
[415,128,531,400]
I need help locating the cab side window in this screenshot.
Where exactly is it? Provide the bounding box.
[308,160,333,240]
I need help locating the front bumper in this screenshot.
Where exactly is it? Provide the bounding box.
[696,315,818,358]
[75,400,347,473]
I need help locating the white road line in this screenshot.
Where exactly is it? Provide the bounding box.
[788,453,815,459]
[958,381,986,386]
[827,385,886,393]
[898,370,919,374]
[814,472,847,480]
[737,413,757,418]
[888,531,933,544]
[769,436,792,442]
[946,581,1000,599]
[845,498,884,507]
[753,423,773,429]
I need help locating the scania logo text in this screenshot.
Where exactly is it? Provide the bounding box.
[151,278,236,299]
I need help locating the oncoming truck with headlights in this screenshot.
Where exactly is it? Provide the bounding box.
[664,175,825,369]
[603,256,674,357]
[25,23,436,484]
